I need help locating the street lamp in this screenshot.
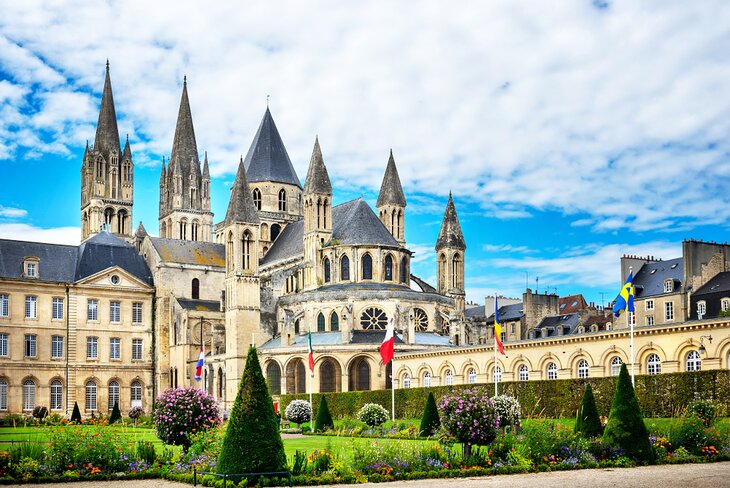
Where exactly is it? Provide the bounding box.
[698,335,713,355]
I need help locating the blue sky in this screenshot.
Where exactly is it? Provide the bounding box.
[1,1,729,306]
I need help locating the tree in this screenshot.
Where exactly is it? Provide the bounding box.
[314,396,334,432]
[575,383,603,437]
[109,401,122,424]
[602,363,655,463]
[419,392,440,436]
[153,387,221,451]
[358,403,389,427]
[70,402,82,423]
[218,346,287,474]
[439,387,499,458]
[285,400,312,428]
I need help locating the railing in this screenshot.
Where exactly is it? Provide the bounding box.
[193,468,292,487]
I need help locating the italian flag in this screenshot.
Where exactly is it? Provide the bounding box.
[380,318,395,364]
[308,330,315,372]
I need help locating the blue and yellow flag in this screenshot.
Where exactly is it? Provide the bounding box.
[612,272,635,318]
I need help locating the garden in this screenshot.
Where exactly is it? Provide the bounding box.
[1,357,729,486]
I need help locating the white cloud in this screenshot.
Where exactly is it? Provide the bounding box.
[482,244,532,254]
[0,206,28,218]
[0,223,79,245]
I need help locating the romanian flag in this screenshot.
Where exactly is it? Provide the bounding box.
[380,318,395,365]
[194,346,204,381]
[494,296,505,355]
[612,272,635,318]
[307,330,315,372]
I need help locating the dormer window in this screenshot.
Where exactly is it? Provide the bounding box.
[721,298,730,313]
[697,301,706,319]
[23,258,39,279]
[664,280,673,293]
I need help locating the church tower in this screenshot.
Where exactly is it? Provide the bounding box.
[80,62,133,240]
[220,157,262,398]
[158,77,213,241]
[302,137,332,290]
[436,193,466,315]
[376,150,406,246]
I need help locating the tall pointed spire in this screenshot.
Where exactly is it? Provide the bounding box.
[122,134,132,159]
[436,192,466,251]
[203,151,210,177]
[160,157,167,182]
[170,76,200,176]
[93,61,121,157]
[225,156,260,225]
[243,107,301,187]
[303,137,332,194]
[376,149,406,207]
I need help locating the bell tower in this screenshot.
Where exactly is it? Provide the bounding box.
[302,137,332,290]
[436,192,466,314]
[376,150,406,246]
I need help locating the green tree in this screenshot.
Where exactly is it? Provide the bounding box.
[419,392,441,436]
[314,396,334,432]
[109,401,122,424]
[602,363,655,463]
[575,383,603,437]
[70,402,82,423]
[218,346,287,474]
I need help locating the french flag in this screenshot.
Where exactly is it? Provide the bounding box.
[380,318,395,365]
[194,346,204,382]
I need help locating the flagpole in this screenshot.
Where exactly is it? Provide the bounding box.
[494,294,498,397]
[629,266,635,386]
[309,323,313,431]
[200,317,203,391]
[391,318,395,422]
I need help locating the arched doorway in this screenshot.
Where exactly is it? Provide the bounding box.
[286,359,307,394]
[319,358,342,392]
[348,357,371,391]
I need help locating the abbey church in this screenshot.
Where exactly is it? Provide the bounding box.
[0,64,728,416]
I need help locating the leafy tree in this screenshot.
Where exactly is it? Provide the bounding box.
[358,403,389,427]
[439,387,499,458]
[285,400,312,428]
[602,363,655,463]
[492,395,521,429]
[575,383,603,437]
[70,402,82,423]
[315,396,334,432]
[109,401,122,424]
[419,392,440,436]
[218,346,287,474]
[153,387,220,451]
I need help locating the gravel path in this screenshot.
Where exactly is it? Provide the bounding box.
[16,462,730,488]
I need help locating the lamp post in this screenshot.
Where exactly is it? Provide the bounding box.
[698,335,713,355]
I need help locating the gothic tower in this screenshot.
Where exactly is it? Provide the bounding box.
[436,192,466,316]
[158,77,213,241]
[376,150,406,246]
[220,157,262,398]
[80,62,133,240]
[302,137,332,290]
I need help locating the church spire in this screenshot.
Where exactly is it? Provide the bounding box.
[303,137,332,195]
[122,134,132,160]
[160,157,166,182]
[225,156,260,225]
[436,192,466,251]
[203,151,210,177]
[170,76,200,176]
[93,61,121,157]
[377,149,406,207]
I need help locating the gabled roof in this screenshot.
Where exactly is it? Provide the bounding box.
[0,240,77,282]
[376,150,406,207]
[93,62,121,158]
[303,137,332,194]
[486,303,524,322]
[225,157,260,225]
[633,258,683,298]
[436,193,466,251]
[148,237,225,267]
[259,220,303,266]
[76,232,153,285]
[694,271,730,296]
[170,78,200,178]
[243,108,301,187]
[536,312,581,334]
[465,305,485,319]
[559,294,587,313]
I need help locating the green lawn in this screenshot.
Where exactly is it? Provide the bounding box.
[0,425,162,448]
[282,435,437,461]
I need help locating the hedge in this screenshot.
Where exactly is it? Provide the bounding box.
[280,370,730,420]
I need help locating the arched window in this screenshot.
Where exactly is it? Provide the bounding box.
[266,362,282,396]
[413,308,428,331]
[547,362,558,380]
[445,370,453,386]
[131,381,142,407]
[493,366,502,382]
[192,278,200,299]
[647,354,661,375]
[226,232,234,272]
[252,188,262,210]
[686,350,701,371]
[360,307,388,330]
[384,255,393,281]
[320,359,339,393]
[519,364,529,381]
[452,254,462,288]
[217,368,224,399]
[324,258,331,283]
[50,380,63,410]
[86,380,97,411]
[349,358,370,391]
[271,223,281,241]
[423,371,431,387]
[362,254,373,280]
[403,374,411,389]
[399,258,407,283]
[468,368,477,384]
[317,312,326,332]
[278,189,287,211]
[23,379,36,411]
[577,359,589,379]
[610,356,622,376]
[438,253,447,290]
[340,256,350,281]
[242,230,253,270]
[330,312,339,332]
[0,378,7,411]
[108,381,120,411]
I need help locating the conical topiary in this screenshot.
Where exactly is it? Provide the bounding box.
[602,363,655,463]
[217,346,287,474]
[575,383,603,437]
[314,396,334,432]
[420,392,441,436]
[70,402,82,423]
[109,401,122,424]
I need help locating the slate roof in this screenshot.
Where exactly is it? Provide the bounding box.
[260,332,345,350]
[413,332,451,346]
[436,193,466,251]
[93,62,121,159]
[243,108,301,187]
[177,298,221,312]
[135,221,148,237]
[465,305,486,319]
[633,258,683,298]
[694,271,730,296]
[170,78,201,178]
[559,294,587,313]
[303,137,332,194]
[259,220,303,266]
[76,232,153,285]
[351,330,405,345]
[376,150,406,207]
[536,313,581,335]
[149,237,225,267]
[225,157,260,225]
[486,303,524,322]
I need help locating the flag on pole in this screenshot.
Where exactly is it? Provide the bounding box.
[307,330,315,372]
[494,296,505,355]
[612,271,635,318]
[194,346,204,381]
[380,318,395,364]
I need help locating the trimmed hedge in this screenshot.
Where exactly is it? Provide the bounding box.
[281,370,730,420]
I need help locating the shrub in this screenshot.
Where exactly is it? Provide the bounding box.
[70,402,82,423]
[419,392,441,436]
[575,384,603,438]
[32,405,48,420]
[358,403,389,427]
[315,396,334,432]
[285,400,312,427]
[668,417,719,455]
[129,406,144,427]
[439,387,499,458]
[137,441,156,464]
[109,401,122,424]
[686,399,717,427]
[602,363,655,463]
[217,346,286,475]
[492,395,520,429]
[154,387,221,450]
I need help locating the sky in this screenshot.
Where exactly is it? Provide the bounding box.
[0,1,729,307]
